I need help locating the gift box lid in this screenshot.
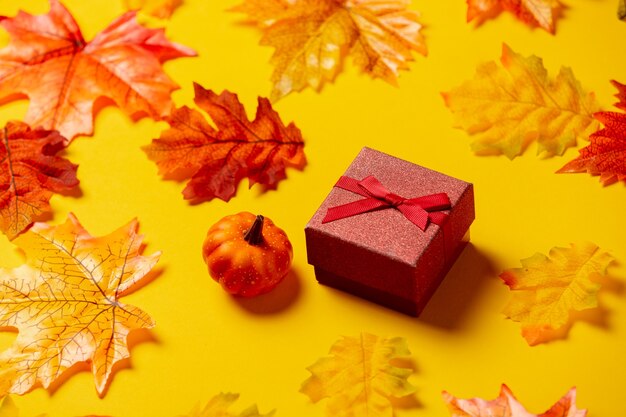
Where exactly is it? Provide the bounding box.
[306,147,474,268]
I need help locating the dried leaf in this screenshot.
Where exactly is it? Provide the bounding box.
[0,214,161,396]
[232,0,427,101]
[301,333,416,417]
[182,393,274,417]
[143,83,306,202]
[443,384,586,417]
[0,121,78,240]
[558,81,626,185]
[124,0,183,19]
[0,0,196,140]
[443,44,600,159]
[500,242,614,345]
[466,0,562,33]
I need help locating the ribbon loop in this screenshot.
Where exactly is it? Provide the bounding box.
[322,175,451,231]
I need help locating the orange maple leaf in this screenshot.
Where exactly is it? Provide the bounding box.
[143,83,306,202]
[124,0,183,19]
[232,0,427,101]
[558,81,626,185]
[0,121,78,240]
[0,0,196,140]
[443,44,600,159]
[466,0,562,33]
[443,384,586,417]
[500,242,614,345]
[0,214,161,396]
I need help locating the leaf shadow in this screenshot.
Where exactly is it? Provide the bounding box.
[388,357,423,411]
[419,244,497,330]
[231,267,302,315]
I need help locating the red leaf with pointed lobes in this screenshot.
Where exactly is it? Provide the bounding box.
[0,121,78,240]
[0,0,196,140]
[558,81,626,185]
[143,83,306,202]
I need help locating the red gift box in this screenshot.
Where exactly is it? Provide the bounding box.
[305,147,475,316]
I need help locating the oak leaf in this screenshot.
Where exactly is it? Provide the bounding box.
[466,0,562,33]
[443,384,586,417]
[443,44,600,159]
[0,214,161,396]
[0,121,78,240]
[300,333,416,417]
[143,83,306,202]
[500,242,614,345]
[558,81,626,185]
[232,0,427,101]
[182,393,274,417]
[0,0,196,140]
[124,0,183,19]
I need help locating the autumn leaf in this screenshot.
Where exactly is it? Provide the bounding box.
[124,0,183,19]
[0,121,78,240]
[0,0,196,140]
[443,44,600,159]
[466,0,562,33]
[143,83,306,202]
[232,0,427,101]
[182,393,274,417]
[443,384,586,417]
[500,242,614,345]
[558,81,626,185]
[0,214,161,396]
[301,333,416,417]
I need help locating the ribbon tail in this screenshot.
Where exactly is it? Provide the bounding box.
[323,198,389,223]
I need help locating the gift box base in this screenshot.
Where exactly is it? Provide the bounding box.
[313,237,469,317]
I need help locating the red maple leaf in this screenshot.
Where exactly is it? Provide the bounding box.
[143,83,307,202]
[0,121,78,240]
[558,81,626,185]
[0,0,196,140]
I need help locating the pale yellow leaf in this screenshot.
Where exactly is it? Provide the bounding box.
[301,333,416,417]
[443,44,600,159]
[500,242,614,345]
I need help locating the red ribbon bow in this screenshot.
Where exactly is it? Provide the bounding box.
[322,176,451,231]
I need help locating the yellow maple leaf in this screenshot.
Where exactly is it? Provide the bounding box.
[0,214,161,396]
[500,242,614,345]
[124,0,183,19]
[443,44,600,159]
[181,393,274,417]
[232,0,427,101]
[301,333,416,417]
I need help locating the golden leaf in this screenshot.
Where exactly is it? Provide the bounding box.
[0,214,161,396]
[181,393,274,417]
[443,44,600,159]
[500,242,614,345]
[232,0,427,101]
[301,333,416,417]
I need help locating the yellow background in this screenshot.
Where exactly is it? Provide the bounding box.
[0,0,625,416]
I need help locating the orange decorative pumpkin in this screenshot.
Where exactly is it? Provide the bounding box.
[202,212,293,297]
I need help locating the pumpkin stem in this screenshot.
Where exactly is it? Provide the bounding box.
[244,215,265,246]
